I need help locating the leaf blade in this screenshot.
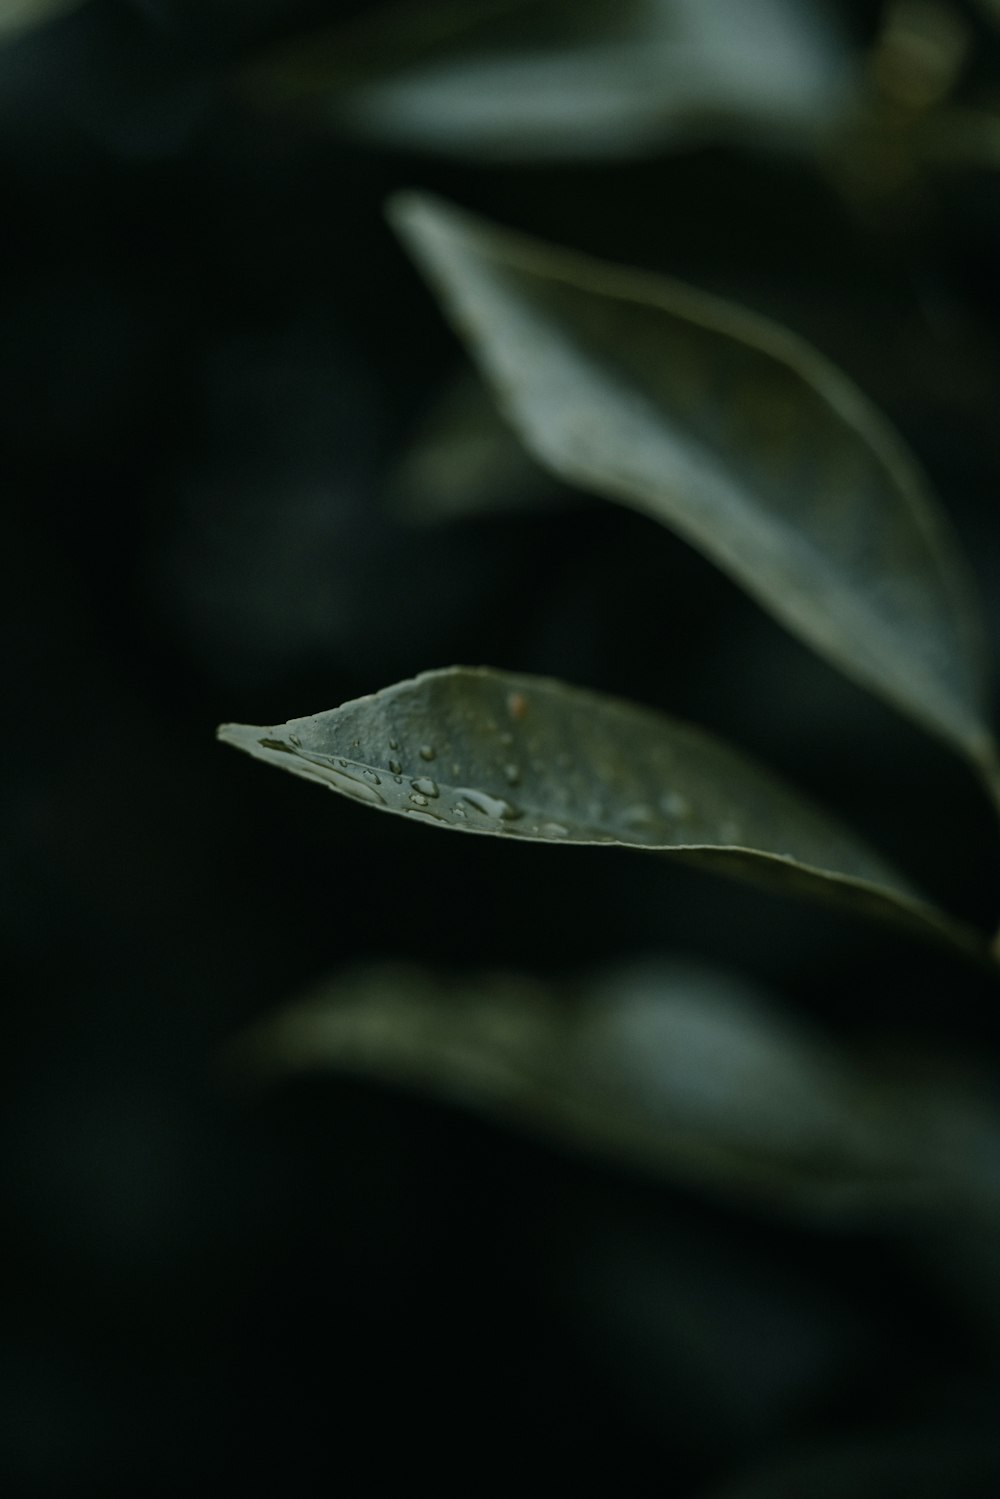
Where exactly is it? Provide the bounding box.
[218,666,984,956]
[387,193,995,772]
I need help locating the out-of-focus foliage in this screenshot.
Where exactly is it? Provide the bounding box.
[233,957,1000,1224]
[10,0,1000,1494]
[385,372,557,524]
[244,0,856,161]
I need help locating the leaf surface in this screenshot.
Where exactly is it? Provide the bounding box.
[388,194,995,773]
[218,666,981,954]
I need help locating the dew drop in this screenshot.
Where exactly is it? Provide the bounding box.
[362,768,381,785]
[411,777,439,798]
[288,732,301,748]
[503,763,521,787]
[540,821,570,838]
[419,744,436,762]
[457,788,522,821]
[388,758,402,775]
[326,766,385,806]
[338,758,349,769]
[392,774,403,785]
[406,808,443,826]
[409,792,429,808]
[389,738,399,751]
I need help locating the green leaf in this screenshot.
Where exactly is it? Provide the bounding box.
[387,194,995,775]
[229,959,920,1219]
[218,666,982,955]
[245,0,852,162]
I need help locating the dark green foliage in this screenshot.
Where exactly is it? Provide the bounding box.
[12,2,1000,1495]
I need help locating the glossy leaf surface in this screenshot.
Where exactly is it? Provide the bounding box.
[389,194,995,772]
[218,666,979,953]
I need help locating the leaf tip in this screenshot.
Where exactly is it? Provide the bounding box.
[385,190,472,266]
[385,188,436,237]
[216,722,265,755]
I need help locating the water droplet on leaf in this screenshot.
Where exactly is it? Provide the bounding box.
[458,788,522,821]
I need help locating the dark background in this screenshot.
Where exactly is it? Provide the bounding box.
[6,1,1000,1493]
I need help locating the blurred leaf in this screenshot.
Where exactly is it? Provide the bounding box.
[218,666,982,954]
[388,195,996,777]
[231,959,919,1218]
[387,373,558,524]
[0,0,84,40]
[245,0,854,161]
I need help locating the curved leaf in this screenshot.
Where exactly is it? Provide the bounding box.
[218,666,982,955]
[246,0,852,162]
[230,960,921,1220]
[387,194,995,774]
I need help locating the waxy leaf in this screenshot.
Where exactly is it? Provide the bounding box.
[388,195,995,775]
[231,960,918,1219]
[218,667,981,954]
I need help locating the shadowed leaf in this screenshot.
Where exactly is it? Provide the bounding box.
[387,373,557,524]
